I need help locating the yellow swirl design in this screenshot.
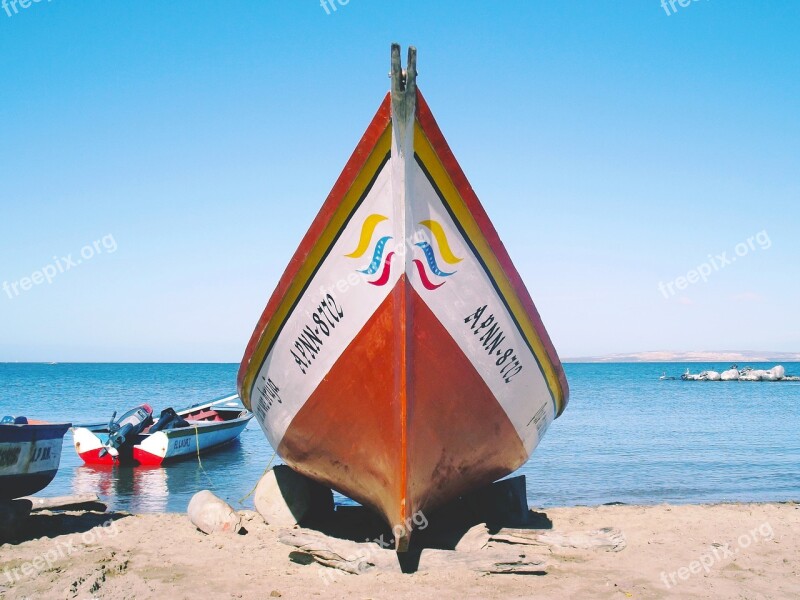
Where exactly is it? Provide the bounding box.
[345,214,389,258]
[419,220,463,264]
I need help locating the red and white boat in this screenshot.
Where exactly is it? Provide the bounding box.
[238,45,569,549]
[73,396,253,466]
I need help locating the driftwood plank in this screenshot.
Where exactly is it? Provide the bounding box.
[279,528,400,574]
[21,494,107,512]
[454,523,490,552]
[491,527,626,552]
[279,527,548,574]
[418,548,546,574]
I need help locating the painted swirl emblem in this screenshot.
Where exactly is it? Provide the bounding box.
[345,214,394,286]
[345,215,462,289]
[412,220,462,290]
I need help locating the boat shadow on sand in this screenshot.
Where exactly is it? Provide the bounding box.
[295,482,553,574]
[2,508,129,545]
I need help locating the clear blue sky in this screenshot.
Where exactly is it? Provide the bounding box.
[0,1,797,362]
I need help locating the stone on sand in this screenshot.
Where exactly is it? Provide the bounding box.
[187,490,242,535]
[254,465,333,527]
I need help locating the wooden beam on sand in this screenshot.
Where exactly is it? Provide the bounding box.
[418,548,547,574]
[279,522,625,575]
[453,523,626,553]
[490,526,627,552]
[279,528,548,574]
[20,494,108,513]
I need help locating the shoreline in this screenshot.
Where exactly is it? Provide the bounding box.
[2,501,797,599]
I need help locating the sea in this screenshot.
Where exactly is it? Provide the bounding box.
[1,362,798,513]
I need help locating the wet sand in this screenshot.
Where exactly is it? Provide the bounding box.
[1,502,798,599]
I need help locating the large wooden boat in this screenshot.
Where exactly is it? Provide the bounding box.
[238,44,569,550]
[0,418,71,500]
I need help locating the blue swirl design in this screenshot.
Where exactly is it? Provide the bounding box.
[415,242,456,277]
[359,236,393,275]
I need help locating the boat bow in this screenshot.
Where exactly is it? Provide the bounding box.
[238,44,568,550]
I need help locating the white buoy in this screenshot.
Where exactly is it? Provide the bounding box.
[187,490,242,535]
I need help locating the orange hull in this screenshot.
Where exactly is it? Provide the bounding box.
[238,45,568,549]
[277,275,529,546]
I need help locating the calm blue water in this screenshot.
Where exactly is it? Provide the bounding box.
[1,363,798,512]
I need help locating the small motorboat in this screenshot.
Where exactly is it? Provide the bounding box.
[659,372,675,380]
[133,399,253,465]
[0,417,71,500]
[73,396,252,466]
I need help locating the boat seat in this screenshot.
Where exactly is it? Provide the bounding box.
[186,409,224,422]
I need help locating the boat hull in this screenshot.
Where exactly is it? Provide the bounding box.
[0,423,71,500]
[238,46,569,547]
[73,427,132,466]
[277,276,530,533]
[133,416,252,465]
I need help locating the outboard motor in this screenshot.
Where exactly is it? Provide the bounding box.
[149,407,190,433]
[99,404,154,457]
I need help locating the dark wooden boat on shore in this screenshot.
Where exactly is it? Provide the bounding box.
[0,418,71,500]
[238,44,569,550]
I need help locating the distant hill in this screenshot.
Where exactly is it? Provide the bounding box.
[564,351,800,363]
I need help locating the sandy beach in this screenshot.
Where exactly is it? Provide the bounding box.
[1,502,797,599]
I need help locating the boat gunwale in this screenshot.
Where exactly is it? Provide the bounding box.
[0,422,72,443]
[154,414,253,438]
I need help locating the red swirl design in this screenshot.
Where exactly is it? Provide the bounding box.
[368,252,395,286]
[413,259,445,290]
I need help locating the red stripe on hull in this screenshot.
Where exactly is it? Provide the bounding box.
[277,276,527,542]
